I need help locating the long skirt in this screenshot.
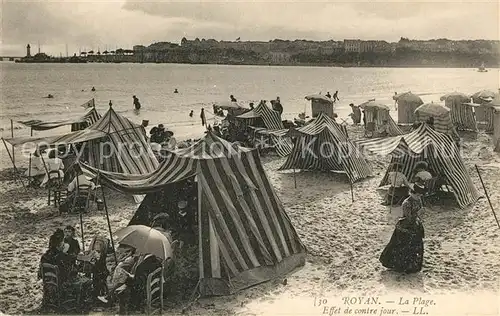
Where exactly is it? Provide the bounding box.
[379,219,424,273]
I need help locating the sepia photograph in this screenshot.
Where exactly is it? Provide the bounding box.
[0,0,499,315]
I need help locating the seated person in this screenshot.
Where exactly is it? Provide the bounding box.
[40,149,65,187]
[383,163,410,206]
[39,233,74,284]
[377,120,390,137]
[63,225,81,259]
[127,254,163,313]
[25,149,45,185]
[97,255,136,310]
[412,161,433,184]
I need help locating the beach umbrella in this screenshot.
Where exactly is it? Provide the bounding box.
[440,92,470,102]
[414,102,450,116]
[393,92,424,105]
[358,100,390,110]
[471,90,496,103]
[305,94,333,103]
[487,93,500,107]
[115,225,173,260]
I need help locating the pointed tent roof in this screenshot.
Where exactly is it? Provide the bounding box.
[279,113,372,183]
[80,132,306,296]
[354,124,481,208]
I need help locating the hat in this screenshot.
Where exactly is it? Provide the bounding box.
[410,183,426,195]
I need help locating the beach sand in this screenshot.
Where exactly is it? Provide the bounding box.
[0,125,499,315]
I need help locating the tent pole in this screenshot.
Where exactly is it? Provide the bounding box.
[70,171,83,248]
[28,127,33,180]
[388,163,398,213]
[293,168,297,189]
[98,171,118,265]
[475,165,500,229]
[1,138,27,192]
[10,119,14,165]
[350,180,354,203]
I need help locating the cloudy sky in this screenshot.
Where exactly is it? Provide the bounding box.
[1,0,499,56]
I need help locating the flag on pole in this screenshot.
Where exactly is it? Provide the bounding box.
[81,98,95,109]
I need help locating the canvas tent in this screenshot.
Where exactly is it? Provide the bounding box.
[359,100,403,137]
[440,92,477,131]
[236,103,292,157]
[304,94,334,118]
[80,132,306,296]
[394,92,424,124]
[414,102,455,135]
[18,99,99,131]
[354,124,481,209]
[279,113,372,183]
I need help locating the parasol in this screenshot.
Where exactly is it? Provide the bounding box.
[471,90,496,103]
[414,102,450,116]
[214,101,245,109]
[115,225,173,260]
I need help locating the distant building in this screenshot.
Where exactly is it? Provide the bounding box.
[344,40,361,53]
[26,44,31,57]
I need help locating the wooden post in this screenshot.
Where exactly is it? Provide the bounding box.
[10,120,14,165]
[28,128,33,179]
[1,138,27,192]
[292,168,297,189]
[350,180,354,203]
[98,171,118,264]
[475,165,500,229]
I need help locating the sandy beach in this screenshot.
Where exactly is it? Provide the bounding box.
[0,125,499,315]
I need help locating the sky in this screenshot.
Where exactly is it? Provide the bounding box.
[1,0,499,56]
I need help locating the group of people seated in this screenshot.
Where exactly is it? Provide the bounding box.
[149,124,174,144]
[25,148,66,187]
[382,161,436,206]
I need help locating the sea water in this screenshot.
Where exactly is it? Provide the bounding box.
[1,62,498,141]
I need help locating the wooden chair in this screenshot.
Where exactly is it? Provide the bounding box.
[47,170,67,206]
[41,263,77,312]
[145,266,164,315]
[71,184,93,213]
[421,176,442,206]
[364,122,376,138]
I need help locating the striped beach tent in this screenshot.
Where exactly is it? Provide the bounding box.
[441,93,477,131]
[237,103,292,156]
[394,92,424,124]
[359,100,403,137]
[86,105,158,175]
[354,124,481,209]
[71,107,101,131]
[18,99,98,131]
[80,132,306,296]
[414,102,454,135]
[279,113,372,183]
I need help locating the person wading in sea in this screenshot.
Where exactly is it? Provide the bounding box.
[133,95,141,110]
[200,108,206,127]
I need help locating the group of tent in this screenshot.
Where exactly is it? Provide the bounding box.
[2,93,493,298]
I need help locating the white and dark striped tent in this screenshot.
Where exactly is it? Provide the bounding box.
[354,124,481,209]
[414,102,455,135]
[440,92,477,131]
[85,105,158,175]
[18,99,98,131]
[80,132,306,296]
[71,107,101,131]
[394,92,424,124]
[279,113,373,183]
[237,103,292,157]
[359,101,403,137]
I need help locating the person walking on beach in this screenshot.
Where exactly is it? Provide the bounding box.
[379,183,426,273]
[349,103,361,125]
[332,91,340,102]
[326,92,332,99]
[189,110,194,118]
[133,95,141,110]
[200,108,206,126]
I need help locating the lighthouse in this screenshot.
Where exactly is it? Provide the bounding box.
[26,44,31,57]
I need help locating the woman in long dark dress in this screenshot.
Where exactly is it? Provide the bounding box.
[380,183,426,273]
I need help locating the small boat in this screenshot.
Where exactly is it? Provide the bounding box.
[478,62,488,72]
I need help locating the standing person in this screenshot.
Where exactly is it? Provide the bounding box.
[332,91,340,102]
[379,183,426,273]
[189,110,194,118]
[349,103,361,125]
[230,95,237,102]
[200,108,206,126]
[132,95,141,110]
